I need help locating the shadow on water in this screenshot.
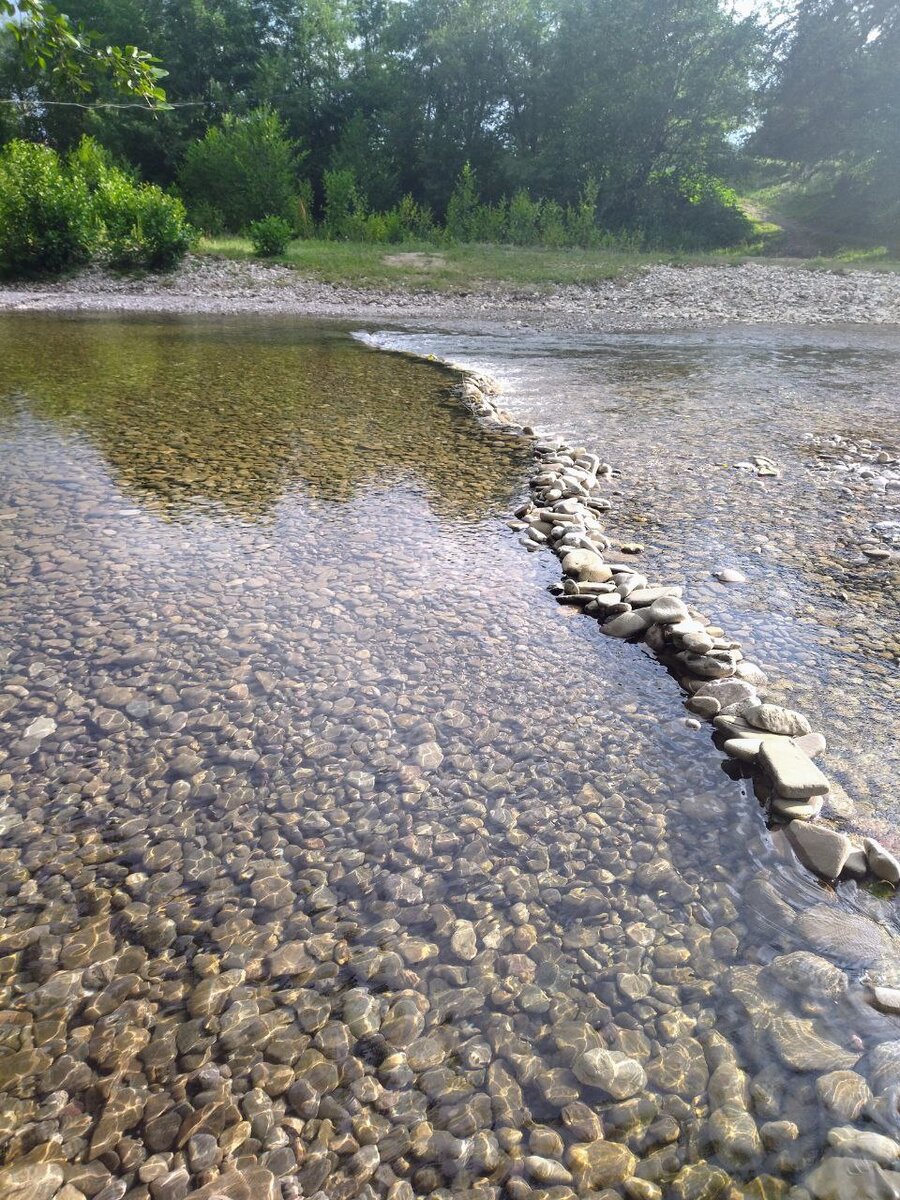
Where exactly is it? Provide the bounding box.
[0,314,898,1199]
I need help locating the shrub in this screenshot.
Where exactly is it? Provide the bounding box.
[95,168,194,269]
[178,107,301,233]
[539,199,567,248]
[476,200,509,243]
[383,194,434,243]
[445,163,480,241]
[507,190,542,246]
[322,168,366,240]
[565,179,600,247]
[0,140,94,276]
[249,215,292,256]
[191,201,227,236]
[640,172,753,249]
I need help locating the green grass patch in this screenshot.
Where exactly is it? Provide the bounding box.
[199,235,900,292]
[199,236,751,292]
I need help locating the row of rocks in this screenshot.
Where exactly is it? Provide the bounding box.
[453,375,899,893]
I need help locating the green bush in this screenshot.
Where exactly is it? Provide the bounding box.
[191,201,227,236]
[539,199,567,247]
[507,190,542,246]
[0,140,94,276]
[322,168,367,240]
[445,163,480,241]
[382,194,434,243]
[249,215,293,256]
[178,107,302,233]
[565,179,600,247]
[640,172,753,249]
[96,171,194,269]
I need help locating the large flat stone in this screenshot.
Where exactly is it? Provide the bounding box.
[804,1157,900,1200]
[760,740,830,799]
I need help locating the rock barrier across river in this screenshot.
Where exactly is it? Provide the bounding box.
[376,341,900,897]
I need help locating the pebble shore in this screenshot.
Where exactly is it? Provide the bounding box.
[3,255,900,330]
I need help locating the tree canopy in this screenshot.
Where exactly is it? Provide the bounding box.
[0,0,895,247]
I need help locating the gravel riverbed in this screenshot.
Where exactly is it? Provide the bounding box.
[2,255,900,330]
[0,283,899,1200]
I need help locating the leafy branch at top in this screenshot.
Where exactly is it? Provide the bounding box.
[1,0,168,107]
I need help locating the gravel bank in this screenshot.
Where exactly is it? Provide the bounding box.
[2,254,900,329]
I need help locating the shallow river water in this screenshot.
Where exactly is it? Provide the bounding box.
[0,314,899,1200]
[365,325,900,845]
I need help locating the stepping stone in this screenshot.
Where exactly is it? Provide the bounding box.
[760,740,830,799]
[787,822,852,881]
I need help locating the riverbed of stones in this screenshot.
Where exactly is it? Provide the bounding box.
[454,373,900,893]
[2,320,900,1200]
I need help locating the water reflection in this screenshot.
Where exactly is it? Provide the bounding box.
[1,314,523,519]
[0,315,898,1200]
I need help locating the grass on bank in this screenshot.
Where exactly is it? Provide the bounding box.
[198,235,900,292]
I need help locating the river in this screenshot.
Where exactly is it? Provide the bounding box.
[0,313,898,1200]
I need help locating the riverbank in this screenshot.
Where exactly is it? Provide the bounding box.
[3,253,900,329]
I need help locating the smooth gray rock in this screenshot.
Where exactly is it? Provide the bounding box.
[864,839,900,885]
[827,1127,900,1166]
[742,702,812,737]
[602,611,650,639]
[787,823,852,880]
[760,740,830,799]
[687,695,720,717]
[678,651,735,679]
[562,549,611,583]
[646,596,690,624]
[804,1156,900,1200]
[697,679,758,707]
[771,795,825,820]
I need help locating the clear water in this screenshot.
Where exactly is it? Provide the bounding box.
[364,325,900,846]
[0,314,898,1200]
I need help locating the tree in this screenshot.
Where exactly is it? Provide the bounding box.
[1,0,167,105]
[177,106,302,232]
[754,0,900,246]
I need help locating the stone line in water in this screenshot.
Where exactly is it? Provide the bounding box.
[434,364,899,895]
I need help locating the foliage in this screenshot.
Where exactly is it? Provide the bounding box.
[638,172,754,249]
[0,138,93,275]
[753,0,899,250]
[177,108,301,233]
[95,170,193,268]
[1,0,167,105]
[322,168,366,240]
[249,214,292,257]
[445,163,480,242]
[0,0,893,252]
[293,180,316,239]
[0,136,191,276]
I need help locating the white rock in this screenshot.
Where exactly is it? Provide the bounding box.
[24,716,56,740]
[742,702,812,737]
[827,1126,900,1167]
[864,838,900,885]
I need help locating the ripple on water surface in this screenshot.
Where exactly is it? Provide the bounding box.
[0,314,898,1200]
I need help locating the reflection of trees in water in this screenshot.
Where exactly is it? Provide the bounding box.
[0,316,526,522]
